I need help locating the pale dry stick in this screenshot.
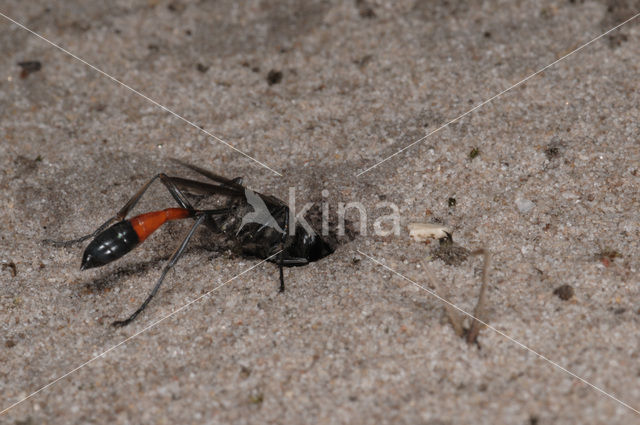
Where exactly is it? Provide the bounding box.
[419,259,465,338]
[0,11,281,176]
[466,249,490,344]
[419,248,491,343]
[358,249,640,415]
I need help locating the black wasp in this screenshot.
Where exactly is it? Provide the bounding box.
[49,160,333,327]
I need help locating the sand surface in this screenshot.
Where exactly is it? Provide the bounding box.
[1,1,639,424]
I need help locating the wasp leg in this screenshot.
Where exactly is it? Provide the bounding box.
[281,257,309,266]
[112,213,208,327]
[118,173,194,216]
[45,173,194,247]
[43,216,119,247]
[278,206,290,293]
[278,258,284,292]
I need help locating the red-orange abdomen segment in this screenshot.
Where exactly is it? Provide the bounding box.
[130,208,192,242]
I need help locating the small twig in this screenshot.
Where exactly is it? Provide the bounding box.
[420,260,465,338]
[420,248,492,345]
[466,249,491,344]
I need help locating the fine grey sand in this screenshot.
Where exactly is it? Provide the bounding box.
[1,1,639,424]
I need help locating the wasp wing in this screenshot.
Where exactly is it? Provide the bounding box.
[171,159,244,190]
[170,161,287,209]
[169,176,286,207]
[169,177,242,198]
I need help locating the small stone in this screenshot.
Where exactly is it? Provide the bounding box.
[515,198,534,214]
[408,223,451,242]
[553,284,574,301]
[266,70,283,85]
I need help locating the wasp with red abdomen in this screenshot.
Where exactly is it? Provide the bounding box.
[47,161,333,327]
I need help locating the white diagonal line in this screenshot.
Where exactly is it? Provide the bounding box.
[356,249,640,416]
[356,12,640,177]
[0,251,281,416]
[0,11,282,176]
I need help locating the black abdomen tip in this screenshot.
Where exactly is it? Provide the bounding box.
[81,221,139,269]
